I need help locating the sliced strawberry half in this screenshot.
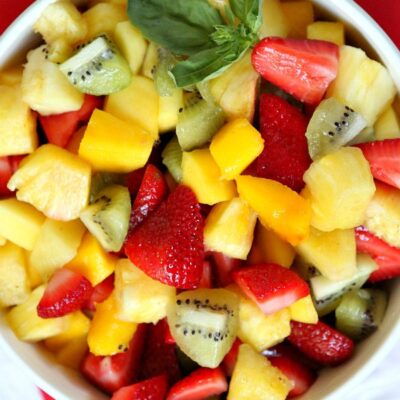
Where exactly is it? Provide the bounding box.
[288,321,354,366]
[125,185,204,289]
[233,264,309,315]
[111,375,168,400]
[84,274,114,312]
[222,338,242,377]
[210,251,242,287]
[166,367,228,400]
[252,37,339,105]
[37,268,93,318]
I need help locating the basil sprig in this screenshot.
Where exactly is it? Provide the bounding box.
[128,0,261,87]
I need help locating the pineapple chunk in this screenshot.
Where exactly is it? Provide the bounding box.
[26,261,43,289]
[56,336,88,370]
[327,46,396,125]
[29,218,86,281]
[141,42,159,79]
[236,175,311,246]
[228,344,292,400]
[303,147,375,231]
[204,198,257,260]
[289,295,318,324]
[46,38,73,63]
[0,84,37,157]
[307,21,345,46]
[8,144,91,221]
[296,227,357,281]
[259,0,289,38]
[0,242,30,307]
[182,149,237,205]
[87,293,137,356]
[159,89,184,133]
[210,119,264,180]
[374,105,400,140]
[0,199,44,250]
[0,235,6,246]
[0,66,23,85]
[281,1,314,39]
[79,109,155,173]
[115,259,175,324]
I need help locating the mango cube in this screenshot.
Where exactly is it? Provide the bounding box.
[204,197,257,259]
[79,109,154,173]
[289,295,318,324]
[182,149,236,205]
[236,175,311,246]
[210,119,264,180]
[259,0,289,38]
[281,1,314,38]
[307,21,345,46]
[374,105,400,140]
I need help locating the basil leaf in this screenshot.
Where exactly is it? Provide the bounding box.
[128,0,224,55]
[229,0,262,32]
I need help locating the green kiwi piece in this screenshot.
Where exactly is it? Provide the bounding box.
[80,184,131,252]
[154,48,178,97]
[60,35,131,95]
[167,288,239,368]
[176,347,199,375]
[348,126,375,145]
[162,136,183,183]
[89,172,125,203]
[306,98,367,160]
[335,289,387,340]
[292,256,320,281]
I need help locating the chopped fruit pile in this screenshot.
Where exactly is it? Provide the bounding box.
[1,0,399,399]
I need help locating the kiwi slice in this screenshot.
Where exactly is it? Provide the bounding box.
[162,137,183,183]
[292,256,320,281]
[80,184,131,252]
[306,98,367,160]
[168,288,239,368]
[335,289,387,340]
[60,35,131,95]
[89,172,125,203]
[154,48,178,97]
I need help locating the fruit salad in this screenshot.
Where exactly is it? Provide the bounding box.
[0,0,399,399]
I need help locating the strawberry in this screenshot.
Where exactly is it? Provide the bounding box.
[288,321,354,366]
[233,264,309,315]
[198,261,212,289]
[166,367,228,400]
[124,167,145,196]
[84,274,114,312]
[357,139,400,190]
[125,185,204,289]
[37,268,93,318]
[255,94,311,192]
[222,338,242,377]
[111,375,168,400]
[355,226,400,282]
[0,155,24,197]
[252,37,339,105]
[81,324,147,394]
[210,251,242,287]
[165,323,176,345]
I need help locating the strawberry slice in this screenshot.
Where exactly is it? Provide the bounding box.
[222,338,242,377]
[210,251,242,287]
[355,226,400,282]
[125,185,204,289]
[252,37,339,105]
[288,321,354,366]
[198,261,212,288]
[111,375,168,400]
[233,264,309,315]
[84,274,114,312]
[0,155,25,197]
[166,367,228,400]
[357,139,400,190]
[81,324,147,394]
[124,167,145,196]
[255,94,311,192]
[37,268,93,318]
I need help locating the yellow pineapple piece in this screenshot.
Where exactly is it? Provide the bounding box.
[307,21,345,46]
[66,232,117,285]
[281,1,314,39]
[0,242,30,308]
[204,198,257,260]
[159,89,184,133]
[29,218,86,282]
[115,259,175,324]
[79,109,154,173]
[236,175,311,246]
[303,147,375,231]
[210,119,264,180]
[228,344,292,400]
[141,42,158,79]
[0,66,23,85]
[289,295,318,324]
[46,39,73,63]
[56,336,88,370]
[0,199,44,250]
[0,235,6,246]
[88,293,137,356]
[0,84,37,157]
[27,261,42,289]
[8,144,91,221]
[374,105,400,140]
[182,149,236,205]
[259,0,289,38]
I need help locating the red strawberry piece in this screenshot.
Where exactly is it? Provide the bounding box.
[252,37,339,105]
[111,375,168,400]
[357,139,400,190]
[81,324,147,394]
[124,167,145,196]
[0,155,25,197]
[38,389,55,400]
[256,94,311,192]
[125,185,204,289]
[210,251,242,287]
[222,338,242,377]
[355,226,400,282]
[166,367,228,400]
[37,268,93,318]
[165,323,176,345]
[288,321,354,366]
[233,264,309,315]
[198,261,212,289]
[84,274,114,312]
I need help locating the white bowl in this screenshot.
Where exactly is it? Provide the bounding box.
[1,1,400,399]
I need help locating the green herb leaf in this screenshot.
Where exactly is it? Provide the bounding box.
[229,0,262,32]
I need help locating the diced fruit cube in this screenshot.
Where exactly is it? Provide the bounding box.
[303,147,375,231]
[113,375,168,400]
[0,199,44,250]
[141,41,158,79]
[0,236,5,246]
[289,295,318,324]
[79,109,154,173]
[222,338,241,377]
[55,335,88,370]
[307,21,345,46]
[8,144,91,221]
[374,106,400,140]
[228,344,292,400]
[159,89,184,133]
[84,274,114,312]
[0,85,37,157]
[259,0,289,38]
[236,175,311,246]
[0,66,23,85]
[281,1,314,38]
[182,149,236,205]
[45,38,73,64]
